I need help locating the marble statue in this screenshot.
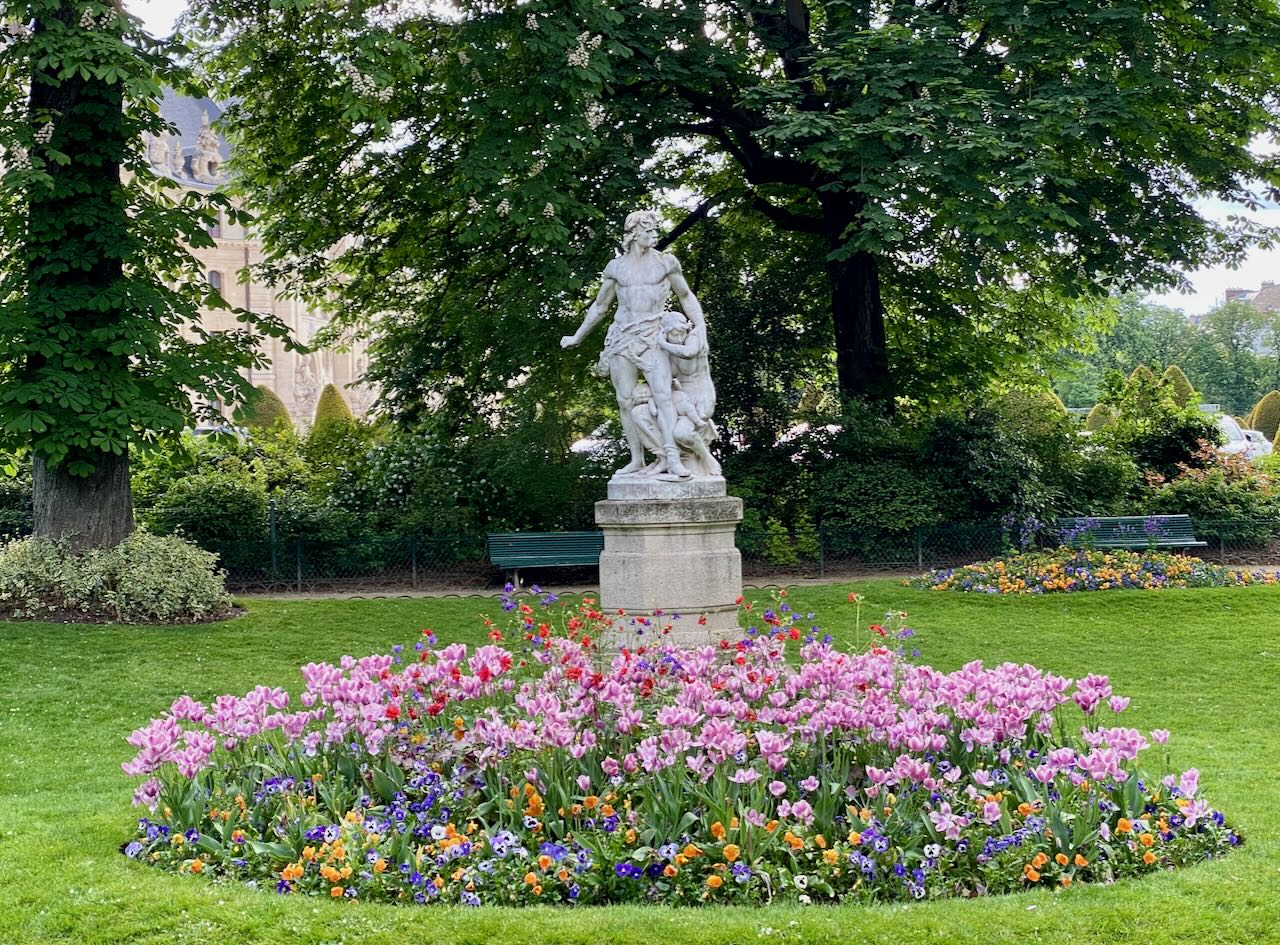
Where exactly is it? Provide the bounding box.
[562,209,719,481]
[191,111,223,184]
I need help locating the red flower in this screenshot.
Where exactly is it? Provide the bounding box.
[385,705,400,720]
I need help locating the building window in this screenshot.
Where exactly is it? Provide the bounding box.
[207,270,223,291]
[208,212,223,238]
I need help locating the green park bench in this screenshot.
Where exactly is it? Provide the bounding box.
[486,531,605,587]
[1055,514,1206,550]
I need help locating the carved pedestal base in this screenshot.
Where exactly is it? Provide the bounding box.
[595,487,743,648]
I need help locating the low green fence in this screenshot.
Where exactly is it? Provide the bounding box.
[188,517,1280,592]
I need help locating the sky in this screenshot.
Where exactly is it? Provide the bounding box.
[126,0,1280,318]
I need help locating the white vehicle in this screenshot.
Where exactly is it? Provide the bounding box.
[1218,415,1272,461]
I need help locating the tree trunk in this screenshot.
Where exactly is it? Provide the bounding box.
[820,195,890,400]
[25,4,134,550]
[33,452,134,552]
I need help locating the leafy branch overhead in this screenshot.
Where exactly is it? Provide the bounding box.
[187,0,1280,413]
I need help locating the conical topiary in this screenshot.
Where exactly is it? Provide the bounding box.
[1161,365,1196,407]
[1084,403,1114,432]
[241,385,292,431]
[312,383,355,431]
[1128,364,1158,386]
[1249,390,1280,441]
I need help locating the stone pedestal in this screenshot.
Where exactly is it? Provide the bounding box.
[595,477,743,647]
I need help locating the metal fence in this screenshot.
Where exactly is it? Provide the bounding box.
[179,517,1280,593]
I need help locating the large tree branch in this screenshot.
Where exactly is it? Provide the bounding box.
[747,192,825,234]
[657,192,728,250]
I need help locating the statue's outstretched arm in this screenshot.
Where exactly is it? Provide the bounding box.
[561,277,616,349]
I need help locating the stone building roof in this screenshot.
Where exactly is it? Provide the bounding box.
[148,90,231,188]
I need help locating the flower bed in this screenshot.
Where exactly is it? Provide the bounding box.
[121,591,1240,905]
[910,546,1278,594]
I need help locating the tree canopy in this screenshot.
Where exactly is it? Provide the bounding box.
[187,0,1280,420]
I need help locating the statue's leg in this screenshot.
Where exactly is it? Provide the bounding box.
[643,357,690,478]
[610,359,646,474]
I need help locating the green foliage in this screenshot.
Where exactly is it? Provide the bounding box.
[0,532,234,623]
[1162,365,1197,407]
[1084,403,1115,432]
[1095,369,1219,479]
[184,0,1280,409]
[731,399,1069,560]
[241,385,292,431]
[1055,297,1198,408]
[144,471,268,545]
[1056,298,1280,418]
[1128,364,1158,386]
[0,2,291,478]
[0,459,32,539]
[1062,448,1142,516]
[1142,447,1280,541]
[1248,390,1280,441]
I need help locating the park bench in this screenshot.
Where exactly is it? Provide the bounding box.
[486,531,605,586]
[1055,514,1207,550]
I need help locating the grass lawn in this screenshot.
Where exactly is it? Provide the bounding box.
[2,580,1279,944]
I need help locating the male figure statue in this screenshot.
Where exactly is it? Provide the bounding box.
[561,210,707,479]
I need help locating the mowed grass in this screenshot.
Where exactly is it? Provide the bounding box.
[2,581,1280,944]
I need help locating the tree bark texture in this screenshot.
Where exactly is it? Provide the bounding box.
[821,195,890,399]
[26,4,135,548]
[33,452,134,551]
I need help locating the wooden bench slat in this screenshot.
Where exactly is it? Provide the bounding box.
[486,532,604,576]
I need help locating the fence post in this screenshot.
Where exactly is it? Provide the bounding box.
[818,524,825,578]
[295,538,303,594]
[411,537,418,590]
[269,499,278,575]
[916,528,924,571]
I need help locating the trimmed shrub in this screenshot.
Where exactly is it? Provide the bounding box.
[242,385,292,431]
[313,383,355,430]
[0,532,234,623]
[1249,390,1280,441]
[1128,364,1158,386]
[1084,403,1114,432]
[144,471,269,545]
[1162,365,1196,406]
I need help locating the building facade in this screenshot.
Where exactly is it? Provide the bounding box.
[149,92,376,425]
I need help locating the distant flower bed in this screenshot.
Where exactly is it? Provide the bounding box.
[121,591,1240,906]
[910,547,1278,594]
